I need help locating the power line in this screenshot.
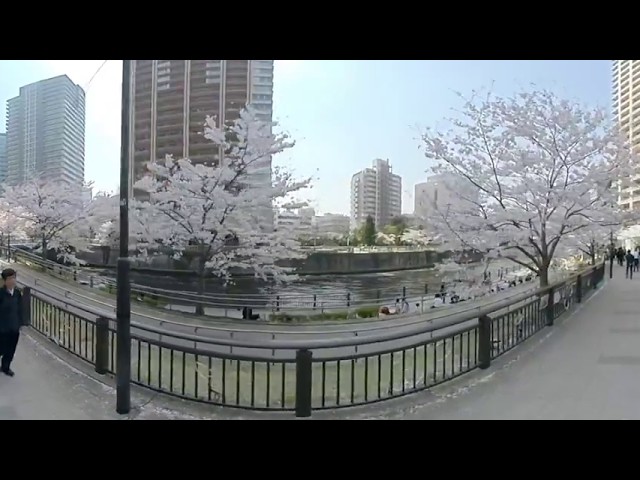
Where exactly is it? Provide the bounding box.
[83,60,109,93]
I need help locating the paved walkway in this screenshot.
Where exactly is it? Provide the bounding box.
[0,331,247,420]
[351,267,640,420]
[4,264,626,420]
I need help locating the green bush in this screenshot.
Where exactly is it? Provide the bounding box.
[355,307,379,318]
[270,311,350,323]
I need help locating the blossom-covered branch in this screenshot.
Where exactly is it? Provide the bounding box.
[420,88,634,286]
[0,180,116,263]
[132,106,313,302]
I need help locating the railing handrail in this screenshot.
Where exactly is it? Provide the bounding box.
[21,261,600,351]
[14,260,549,336]
[5,245,536,301]
[6,245,575,329]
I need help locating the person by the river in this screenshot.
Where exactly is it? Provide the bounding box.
[0,268,23,377]
[400,298,409,313]
[431,293,446,309]
[626,250,635,279]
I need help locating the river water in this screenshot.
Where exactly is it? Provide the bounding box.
[98,258,520,307]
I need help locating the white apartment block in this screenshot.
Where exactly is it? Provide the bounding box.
[414,173,471,232]
[275,208,314,238]
[312,213,350,238]
[613,60,640,211]
[350,158,401,230]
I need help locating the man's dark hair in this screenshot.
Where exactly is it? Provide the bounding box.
[1,268,16,280]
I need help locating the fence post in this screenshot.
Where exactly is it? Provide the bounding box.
[576,275,583,304]
[546,287,555,326]
[95,317,110,375]
[21,287,31,327]
[295,349,313,418]
[478,315,492,369]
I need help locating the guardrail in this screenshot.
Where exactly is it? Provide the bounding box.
[3,245,543,319]
[18,258,606,417]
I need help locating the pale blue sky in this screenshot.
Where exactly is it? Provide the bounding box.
[0,60,612,215]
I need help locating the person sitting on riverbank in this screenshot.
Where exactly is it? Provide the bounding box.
[400,298,410,313]
[431,293,446,309]
[242,307,260,320]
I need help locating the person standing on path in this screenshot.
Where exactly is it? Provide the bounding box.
[625,250,635,279]
[0,268,23,376]
[634,247,640,272]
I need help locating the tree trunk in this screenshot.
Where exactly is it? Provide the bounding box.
[100,246,110,265]
[41,235,47,260]
[539,263,550,287]
[195,252,206,316]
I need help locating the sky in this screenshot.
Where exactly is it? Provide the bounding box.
[0,60,612,215]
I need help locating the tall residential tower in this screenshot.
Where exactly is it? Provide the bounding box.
[5,75,85,186]
[0,133,6,183]
[128,60,274,193]
[613,60,640,211]
[350,158,402,230]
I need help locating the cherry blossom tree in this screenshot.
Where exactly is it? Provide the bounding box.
[0,180,116,263]
[96,220,119,265]
[420,89,634,286]
[132,106,313,309]
[0,206,27,245]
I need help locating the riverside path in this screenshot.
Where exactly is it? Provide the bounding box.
[351,270,639,420]
[9,264,632,420]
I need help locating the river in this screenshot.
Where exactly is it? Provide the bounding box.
[97,258,521,305]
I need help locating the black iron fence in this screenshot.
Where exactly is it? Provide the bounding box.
[4,245,544,319]
[17,260,605,417]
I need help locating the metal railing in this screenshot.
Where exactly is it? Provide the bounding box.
[18,259,606,417]
[3,245,541,319]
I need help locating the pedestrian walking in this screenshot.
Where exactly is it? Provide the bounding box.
[0,268,23,376]
[626,250,635,279]
[618,247,626,266]
[634,247,640,272]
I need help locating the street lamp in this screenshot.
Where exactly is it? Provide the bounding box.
[116,60,133,414]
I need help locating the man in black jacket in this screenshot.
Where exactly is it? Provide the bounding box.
[0,268,22,376]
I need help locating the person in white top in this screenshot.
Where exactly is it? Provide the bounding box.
[634,248,640,272]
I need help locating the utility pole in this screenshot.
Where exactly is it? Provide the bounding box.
[116,60,132,414]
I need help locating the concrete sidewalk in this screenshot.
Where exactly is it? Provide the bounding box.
[0,331,254,420]
[352,268,640,420]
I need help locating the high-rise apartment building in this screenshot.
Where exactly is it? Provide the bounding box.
[613,60,640,211]
[350,159,402,230]
[5,75,85,186]
[128,60,274,193]
[0,133,7,183]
